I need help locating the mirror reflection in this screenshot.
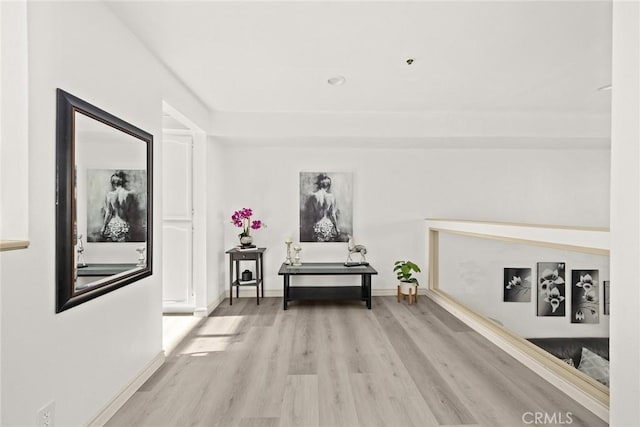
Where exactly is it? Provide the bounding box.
[74,112,148,292]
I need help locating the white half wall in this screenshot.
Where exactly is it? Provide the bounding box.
[609,1,640,425]
[218,143,610,296]
[438,231,609,338]
[0,2,209,426]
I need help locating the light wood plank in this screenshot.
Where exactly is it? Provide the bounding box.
[279,375,319,427]
[252,295,280,327]
[239,418,280,427]
[316,305,360,427]
[348,373,398,427]
[327,301,440,426]
[382,297,534,426]
[373,299,477,425]
[240,303,297,418]
[288,302,320,375]
[332,303,378,374]
[357,305,441,427]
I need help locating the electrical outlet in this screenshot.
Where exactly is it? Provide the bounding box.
[36,401,55,427]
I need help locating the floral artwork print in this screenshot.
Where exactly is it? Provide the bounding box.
[571,270,599,324]
[503,268,532,302]
[537,262,566,316]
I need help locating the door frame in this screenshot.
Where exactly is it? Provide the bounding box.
[162,102,208,316]
[162,131,194,311]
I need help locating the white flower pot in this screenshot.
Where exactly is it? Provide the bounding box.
[239,234,253,247]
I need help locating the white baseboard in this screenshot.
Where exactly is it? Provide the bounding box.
[162,302,196,314]
[194,292,226,317]
[224,287,424,298]
[225,288,282,298]
[427,290,609,422]
[87,351,165,426]
[374,288,427,297]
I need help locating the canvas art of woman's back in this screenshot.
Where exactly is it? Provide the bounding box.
[101,171,135,242]
[305,173,340,242]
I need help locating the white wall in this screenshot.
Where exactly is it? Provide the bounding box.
[0,0,4,421]
[0,2,209,426]
[610,1,640,425]
[0,0,29,241]
[219,143,610,295]
[439,232,609,338]
[190,130,212,316]
[207,137,227,305]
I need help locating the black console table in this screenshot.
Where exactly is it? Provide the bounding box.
[226,247,266,305]
[278,262,377,310]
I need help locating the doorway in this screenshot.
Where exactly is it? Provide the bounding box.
[161,108,199,356]
[162,130,194,312]
[160,103,207,356]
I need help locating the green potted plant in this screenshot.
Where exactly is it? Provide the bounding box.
[394,260,421,304]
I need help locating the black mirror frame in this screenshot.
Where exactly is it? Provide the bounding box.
[55,89,153,313]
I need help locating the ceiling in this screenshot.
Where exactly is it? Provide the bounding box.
[107,1,612,139]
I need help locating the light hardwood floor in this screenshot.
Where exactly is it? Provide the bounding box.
[163,314,202,356]
[107,297,606,427]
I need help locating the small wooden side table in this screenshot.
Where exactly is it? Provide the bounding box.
[226,247,266,305]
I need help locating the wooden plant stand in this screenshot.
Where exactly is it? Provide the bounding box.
[397,284,418,305]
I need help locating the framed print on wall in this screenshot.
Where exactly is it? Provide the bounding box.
[503,267,532,302]
[571,269,599,324]
[299,171,353,242]
[537,262,566,316]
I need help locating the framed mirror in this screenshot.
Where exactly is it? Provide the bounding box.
[56,89,153,313]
